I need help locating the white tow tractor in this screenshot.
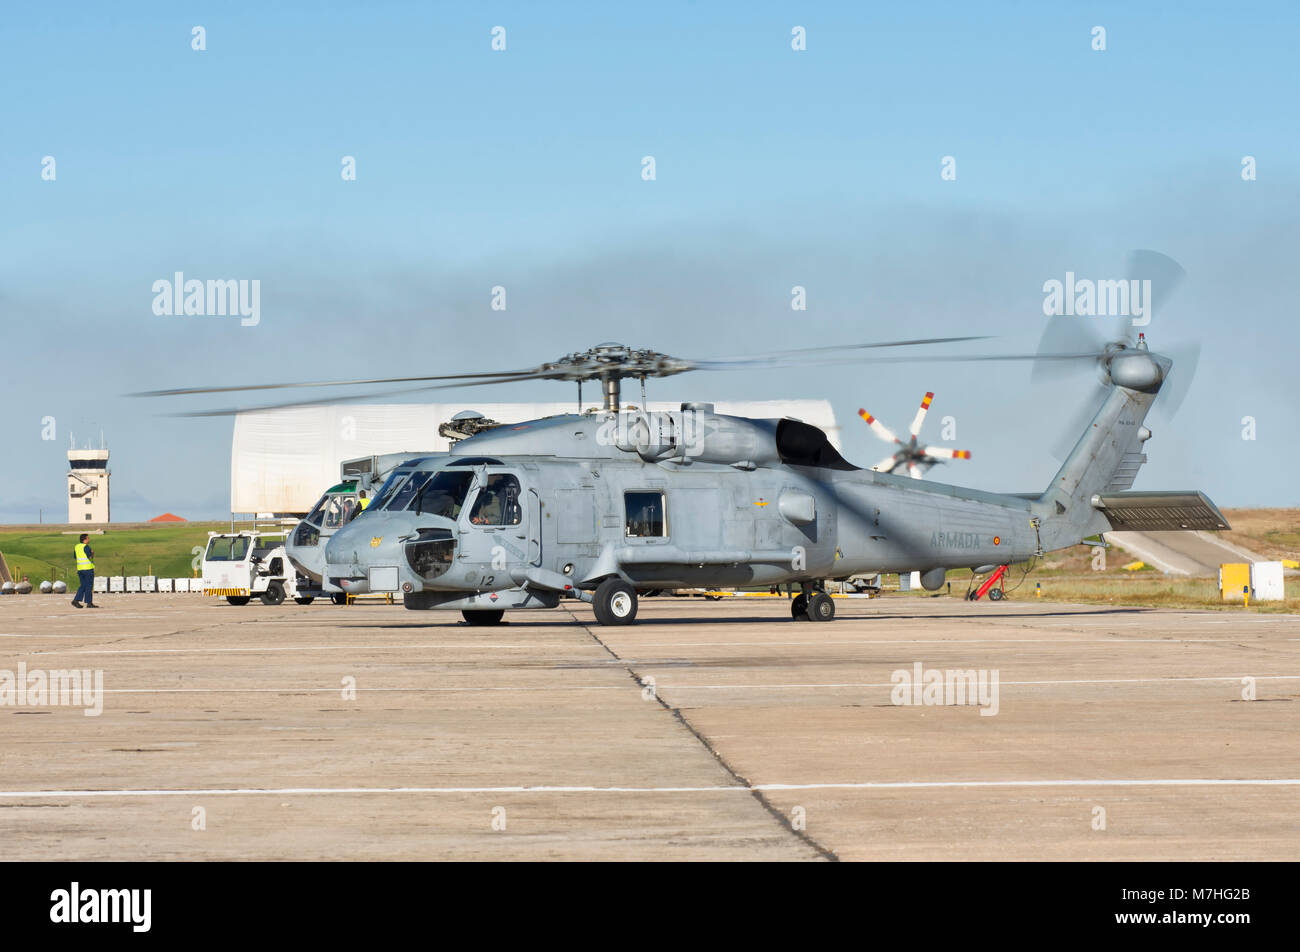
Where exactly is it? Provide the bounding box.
[201,531,308,606]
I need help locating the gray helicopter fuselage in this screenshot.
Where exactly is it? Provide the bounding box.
[322,404,1050,609]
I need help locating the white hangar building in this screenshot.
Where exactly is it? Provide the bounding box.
[230,401,841,515]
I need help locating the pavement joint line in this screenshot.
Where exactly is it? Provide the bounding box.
[2,778,1299,798]
[560,606,840,862]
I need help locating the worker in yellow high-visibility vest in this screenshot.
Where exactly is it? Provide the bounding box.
[72,533,99,609]
[357,491,369,512]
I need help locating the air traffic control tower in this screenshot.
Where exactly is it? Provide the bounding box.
[67,443,110,523]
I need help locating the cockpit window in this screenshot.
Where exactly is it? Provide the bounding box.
[411,471,475,518]
[468,474,523,526]
[369,470,411,511]
[305,493,352,529]
[382,471,434,512]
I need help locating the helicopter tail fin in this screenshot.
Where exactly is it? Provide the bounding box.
[1034,382,1158,547]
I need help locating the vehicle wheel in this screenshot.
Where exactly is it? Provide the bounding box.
[331,593,349,605]
[593,579,638,626]
[462,610,505,626]
[226,595,250,606]
[294,597,314,605]
[790,593,810,621]
[807,591,836,622]
[261,582,286,606]
[989,588,1004,601]
[705,593,723,601]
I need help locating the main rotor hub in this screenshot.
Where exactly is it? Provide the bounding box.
[538,343,694,409]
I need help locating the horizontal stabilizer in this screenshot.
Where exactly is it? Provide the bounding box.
[1090,491,1230,531]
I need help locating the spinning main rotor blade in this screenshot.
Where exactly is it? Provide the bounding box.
[686,336,992,370]
[163,375,543,417]
[129,367,540,398]
[131,336,995,401]
[137,333,1102,418]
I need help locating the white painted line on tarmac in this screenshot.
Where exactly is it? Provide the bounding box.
[94,685,627,694]
[21,636,1276,658]
[663,674,1300,690]
[1,778,1298,799]
[632,638,1250,647]
[22,643,565,656]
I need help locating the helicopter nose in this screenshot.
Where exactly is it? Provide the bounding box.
[323,515,392,587]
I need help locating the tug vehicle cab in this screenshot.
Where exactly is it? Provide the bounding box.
[202,531,305,606]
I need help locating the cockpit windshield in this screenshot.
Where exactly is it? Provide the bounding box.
[410,471,475,518]
[381,471,435,512]
[305,493,352,529]
[368,469,411,512]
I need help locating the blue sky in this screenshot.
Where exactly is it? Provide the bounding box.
[2,1,1297,521]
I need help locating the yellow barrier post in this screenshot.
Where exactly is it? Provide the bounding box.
[1219,563,1251,601]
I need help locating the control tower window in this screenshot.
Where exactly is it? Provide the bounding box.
[625,491,665,537]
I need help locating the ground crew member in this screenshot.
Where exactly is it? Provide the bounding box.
[72,533,99,609]
[357,491,370,511]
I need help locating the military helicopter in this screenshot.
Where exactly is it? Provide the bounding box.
[138,321,1226,627]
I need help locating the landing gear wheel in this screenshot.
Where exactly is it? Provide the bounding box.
[791,593,810,621]
[225,595,250,606]
[988,588,1004,601]
[593,579,638,626]
[462,610,504,626]
[331,593,348,605]
[260,582,285,606]
[807,591,836,621]
[294,597,314,605]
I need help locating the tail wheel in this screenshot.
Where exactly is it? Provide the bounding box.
[807,592,836,622]
[261,582,286,606]
[225,595,250,606]
[462,610,504,626]
[791,593,810,621]
[294,596,314,605]
[593,579,638,626]
[330,593,349,605]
